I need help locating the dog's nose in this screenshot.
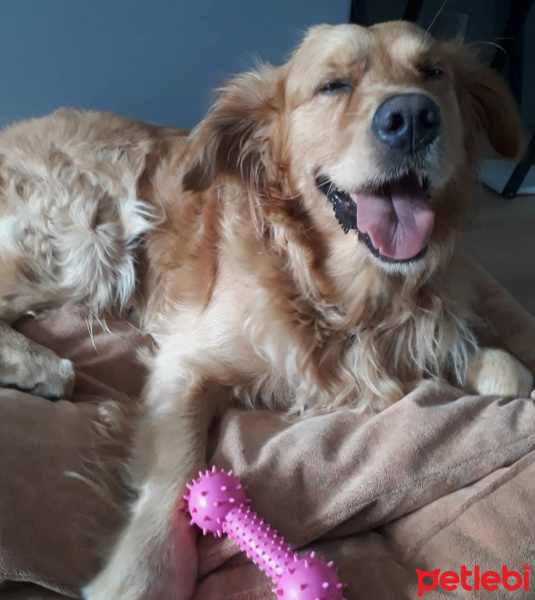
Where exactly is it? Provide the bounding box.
[372,93,441,153]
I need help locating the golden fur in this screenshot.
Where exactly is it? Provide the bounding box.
[0,21,532,600]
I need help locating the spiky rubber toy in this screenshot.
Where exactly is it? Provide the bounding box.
[184,466,348,600]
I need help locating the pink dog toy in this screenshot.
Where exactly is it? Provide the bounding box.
[185,467,347,600]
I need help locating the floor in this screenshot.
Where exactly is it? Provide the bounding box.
[462,186,535,315]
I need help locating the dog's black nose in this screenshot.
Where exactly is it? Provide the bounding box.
[372,93,441,154]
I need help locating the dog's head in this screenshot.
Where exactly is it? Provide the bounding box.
[184,21,522,275]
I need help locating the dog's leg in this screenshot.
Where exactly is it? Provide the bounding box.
[83,351,229,600]
[466,347,534,398]
[0,320,75,399]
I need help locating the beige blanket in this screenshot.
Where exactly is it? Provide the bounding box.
[1,261,534,600]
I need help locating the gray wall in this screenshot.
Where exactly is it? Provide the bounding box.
[0,0,349,130]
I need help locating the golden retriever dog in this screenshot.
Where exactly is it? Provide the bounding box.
[0,20,533,600]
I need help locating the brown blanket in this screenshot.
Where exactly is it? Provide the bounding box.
[1,261,534,600]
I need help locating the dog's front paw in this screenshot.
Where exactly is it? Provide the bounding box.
[82,569,143,600]
[16,355,75,400]
[28,357,76,400]
[0,346,76,400]
[466,348,534,398]
[83,556,196,600]
[83,509,198,600]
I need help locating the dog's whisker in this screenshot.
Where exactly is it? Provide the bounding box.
[343,110,367,118]
[426,0,449,35]
[470,40,508,56]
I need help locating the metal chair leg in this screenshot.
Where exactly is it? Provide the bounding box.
[502,132,535,199]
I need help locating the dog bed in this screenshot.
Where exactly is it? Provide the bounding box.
[1,259,534,600]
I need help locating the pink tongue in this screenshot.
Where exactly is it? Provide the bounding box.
[351,176,435,261]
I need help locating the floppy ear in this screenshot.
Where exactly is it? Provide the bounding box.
[183,65,281,193]
[445,43,523,159]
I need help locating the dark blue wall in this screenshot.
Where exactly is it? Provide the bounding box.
[0,0,349,129]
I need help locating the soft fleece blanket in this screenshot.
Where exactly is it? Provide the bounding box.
[1,260,534,600]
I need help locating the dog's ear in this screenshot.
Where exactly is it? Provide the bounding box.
[445,43,523,159]
[183,65,281,193]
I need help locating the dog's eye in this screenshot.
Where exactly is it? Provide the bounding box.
[317,79,353,95]
[418,65,444,80]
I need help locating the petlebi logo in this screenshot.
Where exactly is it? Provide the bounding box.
[416,565,531,596]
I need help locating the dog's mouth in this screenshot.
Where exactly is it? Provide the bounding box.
[316,171,435,263]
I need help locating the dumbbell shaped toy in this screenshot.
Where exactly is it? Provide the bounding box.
[184,467,348,600]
